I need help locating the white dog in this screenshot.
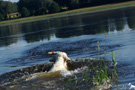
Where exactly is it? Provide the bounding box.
[49,52,71,72]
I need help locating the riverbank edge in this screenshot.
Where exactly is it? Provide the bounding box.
[0,1,135,26]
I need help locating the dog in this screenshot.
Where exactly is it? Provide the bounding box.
[49,52,71,72]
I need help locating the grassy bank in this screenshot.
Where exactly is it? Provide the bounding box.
[0,1,135,26]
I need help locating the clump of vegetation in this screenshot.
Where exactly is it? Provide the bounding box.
[64,52,119,90]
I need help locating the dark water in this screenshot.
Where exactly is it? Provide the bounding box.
[0,7,135,89]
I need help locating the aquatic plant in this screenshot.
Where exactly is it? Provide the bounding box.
[92,52,119,88]
[97,41,100,52]
[64,77,73,89]
[82,69,91,83]
[112,51,117,67]
[111,51,119,83]
[64,75,80,89]
[92,59,113,90]
[64,52,119,89]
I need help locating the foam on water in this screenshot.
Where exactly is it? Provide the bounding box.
[25,66,88,81]
[92,78,112,90]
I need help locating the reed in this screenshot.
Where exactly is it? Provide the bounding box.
[64,77,73,89]
[64,52,119,89]
[92,59,110,86]
[111,51,119,82]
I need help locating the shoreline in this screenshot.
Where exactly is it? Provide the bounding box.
[0,1,135,26]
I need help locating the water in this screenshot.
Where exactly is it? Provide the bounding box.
[0,7,135,89]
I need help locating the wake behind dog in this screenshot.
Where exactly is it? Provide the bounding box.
[25,52,72,81]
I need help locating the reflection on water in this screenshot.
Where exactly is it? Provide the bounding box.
[0,7,135,47]
[0,7,135,90]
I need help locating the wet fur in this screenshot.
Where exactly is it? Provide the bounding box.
[49,52,71,72]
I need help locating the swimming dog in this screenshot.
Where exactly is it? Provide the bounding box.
[49,52,71,72]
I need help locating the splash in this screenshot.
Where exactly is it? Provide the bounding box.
[1,66,88,90]
[25,66,88,81]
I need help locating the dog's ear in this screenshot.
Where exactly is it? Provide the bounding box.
[64,56,71,62]
[49,56,56,62]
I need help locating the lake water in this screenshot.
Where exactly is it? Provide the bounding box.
[0,7,135,89]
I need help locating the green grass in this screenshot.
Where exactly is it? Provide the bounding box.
[0,1,135,26]
[64,52,119,89]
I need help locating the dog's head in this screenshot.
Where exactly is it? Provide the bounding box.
[50,52,71,63]
[58,52,71,62]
